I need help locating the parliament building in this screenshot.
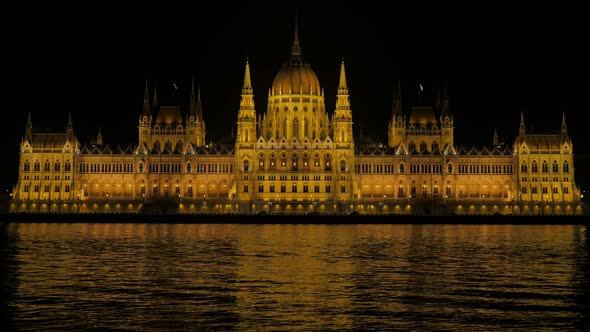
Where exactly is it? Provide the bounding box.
[9,26,585,216]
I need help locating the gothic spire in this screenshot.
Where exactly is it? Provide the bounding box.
[25,112,32,140]
[519,112,526,136]
[142,80,151,116]
[335,59,350,111]
[392,80,402,117]
[239,59,255,110]
[561,112,568,138]
[67,112,73,139]
[442,80,450,115]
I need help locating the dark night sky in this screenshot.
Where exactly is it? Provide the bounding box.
[2,2,588,192]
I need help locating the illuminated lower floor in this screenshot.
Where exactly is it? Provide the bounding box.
[8,198,586,216]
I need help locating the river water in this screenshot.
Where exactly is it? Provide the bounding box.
[1,222,588,331]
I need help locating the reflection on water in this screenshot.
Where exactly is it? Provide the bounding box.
[1,223,588,331]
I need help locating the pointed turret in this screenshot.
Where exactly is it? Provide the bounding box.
[152,87,159,112]
[25,112,32,141]
[493,128,499,146]
[334,59,353,145]
[335,59,350,111]
[392,80,402,117]
[239,59,255,110]
[561,112,568,137]
[189,78,203,119]
[236,58,256,145]
[441,80,450,115]
[519,112,526,137]
[142,80,151,116]
[96,128,103,146]
[67,112,73,140]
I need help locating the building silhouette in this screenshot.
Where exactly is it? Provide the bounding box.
[9,23,584,216]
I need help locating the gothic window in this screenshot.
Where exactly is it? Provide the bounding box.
[139,163,144,173]
[34,160,40,172]
[186,163,192,173]
[420,141,427,151]
[531,161,538,173]
[408,141,416,151]
[521,161,528,173]
[314,154,320,167]
[259,155,265,169]
[270,154,276,168]
[552,161,559,172]
[24,160,30,172]
[303,154,309,167]
[324,155,332,171]
[293,119,299,137]
[65,160,71,172]
[447,163,453,174]
[291,155,298,170]
[399,163,405,173]
[280,154,287,167]
[54,161,61,172]
[340,160,346,172]
[563,161,569,173]
[542,161,548,173]
[243,160,249,172]
[44,160,50,172]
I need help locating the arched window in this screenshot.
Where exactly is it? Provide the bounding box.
[563,161,569,173]
[552,161,559,172]
[399,163,405,173]
[186,163,192,173]
[65,160,71,172]
[258,155,265,168]
[420,141,428,151]
[521,161,528,173]
[447,163,453,174]
[324,155,332,171]
[313,154,320,167]
[291,155,298,170]
[280,154,287,167]
[303,154,309,167]
[542,161,548,173]
[24,160,30,172]
[340,160,346,172]
[243,160,249,172]
[531,161,538,173]
[34,160,40,171]
[44,160,51,172]
[54,160,61,172]
[270,154,276,168]
[293,119,299,137]
[138,163,144,173]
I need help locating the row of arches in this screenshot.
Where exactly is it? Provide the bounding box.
[243,152,349,172]
[23,159,72,172]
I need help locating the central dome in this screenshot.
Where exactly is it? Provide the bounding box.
[271,61,321,96]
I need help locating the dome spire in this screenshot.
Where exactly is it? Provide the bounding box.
[291,11,301,58]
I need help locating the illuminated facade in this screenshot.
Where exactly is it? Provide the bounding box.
[9,27,585,216]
